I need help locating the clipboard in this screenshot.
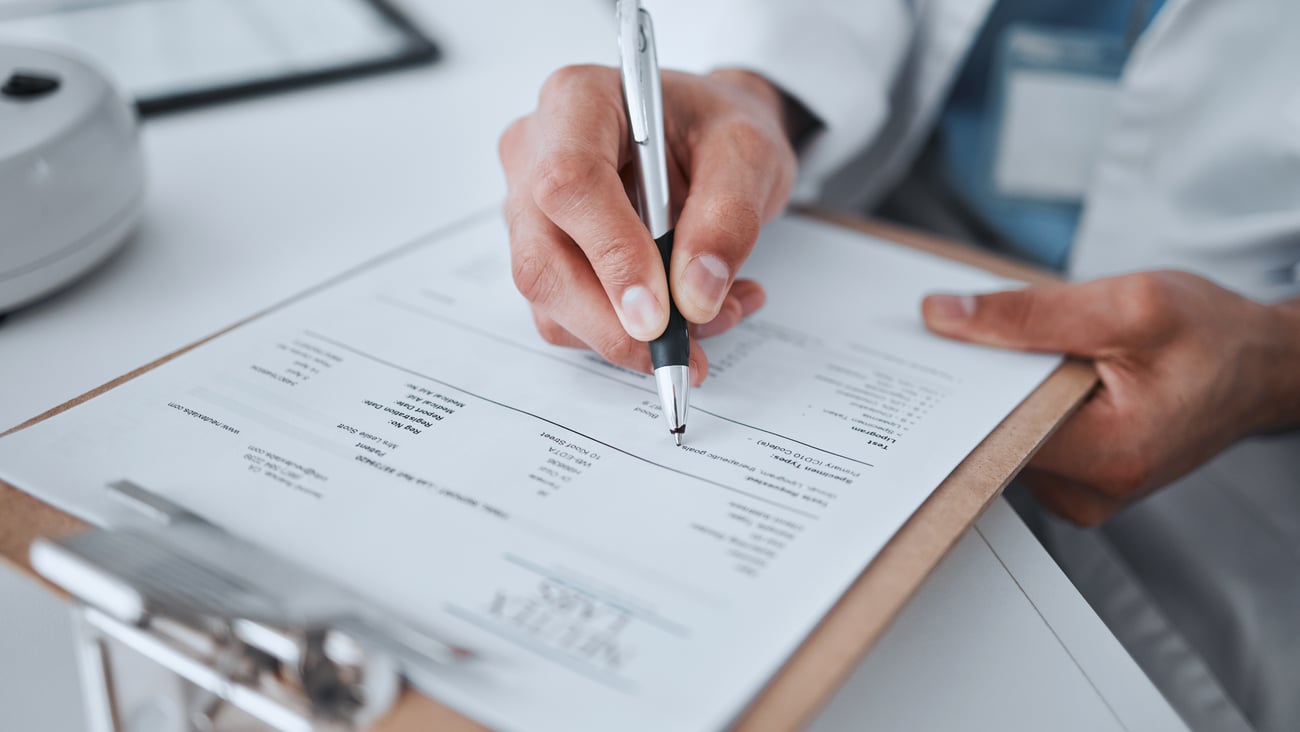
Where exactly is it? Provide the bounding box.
[0,211,1097,731]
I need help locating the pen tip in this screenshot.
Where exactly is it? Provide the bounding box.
[674,433,682,447]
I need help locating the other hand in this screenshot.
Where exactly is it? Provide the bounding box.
[922,271,1298,525]
[498,66,800,383]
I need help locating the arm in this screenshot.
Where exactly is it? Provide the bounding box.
[1260,296,1300,431]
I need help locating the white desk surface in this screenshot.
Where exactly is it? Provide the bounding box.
[0,2,1186,730]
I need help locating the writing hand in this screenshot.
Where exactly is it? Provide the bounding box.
[923,271,1300,525]
[498,66,799,383]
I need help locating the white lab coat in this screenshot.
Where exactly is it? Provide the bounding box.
[651,1,1300,730]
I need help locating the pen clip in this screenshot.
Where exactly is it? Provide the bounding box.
[617,0,672,236]
[617,0,653,145]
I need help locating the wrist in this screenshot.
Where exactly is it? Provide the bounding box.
[1251,298,1300,434]
[707,69,820,151]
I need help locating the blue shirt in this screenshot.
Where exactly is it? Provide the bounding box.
[937,0,1165,270]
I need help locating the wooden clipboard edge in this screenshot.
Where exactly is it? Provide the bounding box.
[730,362,1094,731]
[0,210,1097,732]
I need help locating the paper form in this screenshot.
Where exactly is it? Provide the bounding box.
[0,213,1060,731]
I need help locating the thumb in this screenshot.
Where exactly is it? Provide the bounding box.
[921,282,1120,355]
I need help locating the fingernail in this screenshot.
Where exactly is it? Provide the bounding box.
[682,254,731,316]
[620,285,663,340]
[927,294,975,324]
[689,360,703,386]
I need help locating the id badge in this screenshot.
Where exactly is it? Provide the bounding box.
[987,25,1128,203]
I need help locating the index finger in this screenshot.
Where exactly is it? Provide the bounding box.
[530,66,670,343]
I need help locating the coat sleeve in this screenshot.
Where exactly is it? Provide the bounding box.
[647,0,917,201]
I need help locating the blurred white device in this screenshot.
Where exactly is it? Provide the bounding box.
[0,44,144,312]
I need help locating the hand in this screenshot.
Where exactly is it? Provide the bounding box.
[498,66,800,383]
[922,271,1300,526]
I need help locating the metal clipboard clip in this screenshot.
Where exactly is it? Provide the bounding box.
[30,480,472,732]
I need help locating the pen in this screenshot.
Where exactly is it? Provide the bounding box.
[617,0,690,446]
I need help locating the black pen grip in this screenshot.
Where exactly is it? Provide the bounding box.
[649,229,690,368]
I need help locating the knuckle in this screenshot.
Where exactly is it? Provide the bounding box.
[511,252,562,306]
[704,194,763,252]
[540,64,602,99]
[587,239,645,287]
[535,318,570,346]
[498,116,530,162]
[723,118,776,161]
[533,152,601,215]
[980,292,1039,342]
[502,198,529,245]
[1117,272,1176,334]
[1008,296,1042,337]
[593,331,644,369]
